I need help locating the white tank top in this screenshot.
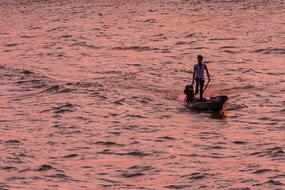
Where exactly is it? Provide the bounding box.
[194,63,206,80]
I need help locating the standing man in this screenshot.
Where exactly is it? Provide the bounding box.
[192,55,211,101]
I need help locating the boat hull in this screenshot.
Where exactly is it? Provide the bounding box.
[186,95,228,112]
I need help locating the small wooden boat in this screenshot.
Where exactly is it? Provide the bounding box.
[186,95,228,113]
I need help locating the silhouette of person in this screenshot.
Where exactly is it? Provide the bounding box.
[192,55,211,101]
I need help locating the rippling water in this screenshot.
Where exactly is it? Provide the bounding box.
[1,0,285,189]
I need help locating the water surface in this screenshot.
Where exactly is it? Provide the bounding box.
[0,0,285,189]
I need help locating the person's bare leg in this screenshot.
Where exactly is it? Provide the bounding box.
[195,79,199,96]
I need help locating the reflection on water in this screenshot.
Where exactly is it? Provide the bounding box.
[0,0,285,189]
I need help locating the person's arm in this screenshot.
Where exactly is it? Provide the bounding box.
[205,64,211,81]
[192,65,196,84]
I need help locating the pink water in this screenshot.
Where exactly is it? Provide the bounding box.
[0,0,285,189]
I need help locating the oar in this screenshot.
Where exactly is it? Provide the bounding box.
[203,79,211,93]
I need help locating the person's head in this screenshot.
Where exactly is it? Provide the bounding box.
[197,55,203,63]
